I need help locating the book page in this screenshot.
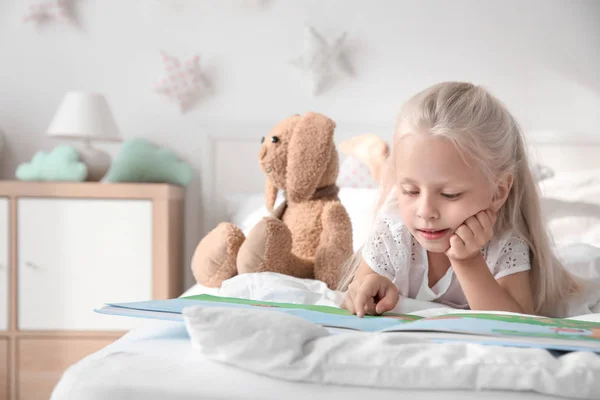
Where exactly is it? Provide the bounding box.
[381,313,600,345]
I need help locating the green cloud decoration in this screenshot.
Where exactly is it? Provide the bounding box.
[16,146,87,182]
[104,138,193,186]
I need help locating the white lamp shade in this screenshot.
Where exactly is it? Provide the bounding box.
[47,92,122,142]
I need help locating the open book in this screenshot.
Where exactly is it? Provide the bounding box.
[96,294,600,353]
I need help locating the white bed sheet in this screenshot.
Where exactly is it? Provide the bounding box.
[50,319,562,400]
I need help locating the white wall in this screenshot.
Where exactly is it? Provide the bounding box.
[0,0,599,290]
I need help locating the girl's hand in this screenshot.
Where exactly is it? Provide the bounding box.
[340,274,399,318]
[446,210,497,262]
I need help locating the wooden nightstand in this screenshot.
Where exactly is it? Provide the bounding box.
[0,181,185,400]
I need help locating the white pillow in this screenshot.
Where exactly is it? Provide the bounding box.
[336,155,379,189]
[338,187,380,250]
[556,243,600,279]
[539,169,600,248]
[223,192,281,235]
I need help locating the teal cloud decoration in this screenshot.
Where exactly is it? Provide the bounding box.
[16,146,87,181]
[104,138,193,186]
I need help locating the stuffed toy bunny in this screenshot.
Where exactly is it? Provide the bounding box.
[191,112,354,289]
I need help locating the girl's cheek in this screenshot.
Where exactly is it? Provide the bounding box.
[448,203,473,224]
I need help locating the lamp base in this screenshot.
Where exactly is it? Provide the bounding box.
[79,145,111,181]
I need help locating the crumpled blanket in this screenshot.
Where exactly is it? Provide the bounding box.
[183,305,600,400]
[180,271,600,399]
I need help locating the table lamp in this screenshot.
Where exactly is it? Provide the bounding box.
[46,92,122,181]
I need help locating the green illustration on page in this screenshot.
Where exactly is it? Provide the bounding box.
[182,293,423,321]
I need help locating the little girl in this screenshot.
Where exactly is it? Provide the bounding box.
[339,81,580,318]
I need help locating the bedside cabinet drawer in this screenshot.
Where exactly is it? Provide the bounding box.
[0,198,8,332]
[17,198,153,331]
[1,339,7,400]
[17,338,115,400]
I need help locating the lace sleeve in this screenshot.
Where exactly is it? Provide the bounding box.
[361,212,410,281]
[493,236,531,280]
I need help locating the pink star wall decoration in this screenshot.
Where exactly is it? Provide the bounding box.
[154,52,209,113]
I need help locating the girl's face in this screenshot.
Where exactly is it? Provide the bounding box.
[394,134,495,254]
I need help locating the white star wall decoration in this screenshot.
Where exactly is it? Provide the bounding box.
[23,0,73,25]
[291,25,354,96]
[154,52,210,113]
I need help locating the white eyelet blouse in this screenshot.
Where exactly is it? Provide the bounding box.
[361,201,531,309]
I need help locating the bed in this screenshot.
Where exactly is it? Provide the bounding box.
[50,128,600,400]
[50,268,600,400]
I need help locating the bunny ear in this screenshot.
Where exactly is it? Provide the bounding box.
[265,178,278,211]
[286,112,335,202]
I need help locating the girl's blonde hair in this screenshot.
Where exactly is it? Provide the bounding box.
[337,81,580,317]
